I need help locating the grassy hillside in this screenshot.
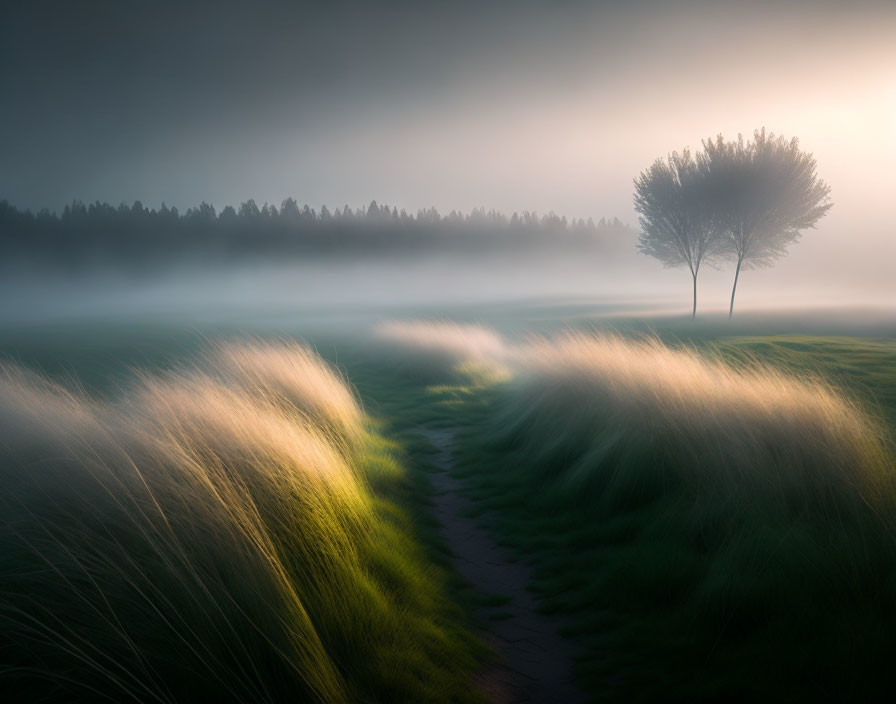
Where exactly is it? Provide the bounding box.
[0,340,482,703]
[375,322,896,702]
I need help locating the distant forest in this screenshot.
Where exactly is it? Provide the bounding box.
[0,198,633,273]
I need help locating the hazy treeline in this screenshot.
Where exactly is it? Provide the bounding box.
[0,198,631,272]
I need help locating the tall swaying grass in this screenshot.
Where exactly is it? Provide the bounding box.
[0,341,478,703]
[379,321,896,700]
[210,340,365,448]
[510,333,895,516]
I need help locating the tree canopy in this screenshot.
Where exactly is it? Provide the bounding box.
[634,129,832,318]
[634,149,724,319]
[701,129,832,316]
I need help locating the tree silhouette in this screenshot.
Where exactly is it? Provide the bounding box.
[634,149,724,319]
[701,129,832,317]
[0,197,632,273]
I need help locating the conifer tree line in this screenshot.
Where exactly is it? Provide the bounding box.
[635,128,832,318]
[0,197,631,272]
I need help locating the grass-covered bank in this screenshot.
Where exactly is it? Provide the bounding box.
[376,322,896,702]
[0,340,482,703]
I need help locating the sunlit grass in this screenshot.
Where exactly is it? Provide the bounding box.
[510,332,895,516]
[376,320,896,701]
[0,341,480,703]
[211,339,366,448]
[708,335,896,428]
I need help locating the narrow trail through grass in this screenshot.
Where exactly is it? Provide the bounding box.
[421,427,585,704]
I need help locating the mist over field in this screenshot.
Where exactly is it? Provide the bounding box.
[0,206,891,325]
[2,1,896,703]
[5,253,893,328]
[2,0,895,323]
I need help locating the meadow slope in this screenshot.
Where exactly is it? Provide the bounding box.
[376,322,896,702]
[0,340,481,703]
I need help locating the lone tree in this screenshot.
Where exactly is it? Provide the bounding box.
[634,149,723,319]
[701,129,832,317]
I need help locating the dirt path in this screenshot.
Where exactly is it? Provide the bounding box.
[420,428,585,704]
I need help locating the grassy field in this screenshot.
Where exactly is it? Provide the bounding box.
[366,318,896,702]
[2,305,896,702]
[0,337,483,703]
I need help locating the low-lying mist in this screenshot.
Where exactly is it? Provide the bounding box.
[3,245,894,331]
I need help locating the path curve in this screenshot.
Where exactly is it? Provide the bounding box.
[420,428,585,704]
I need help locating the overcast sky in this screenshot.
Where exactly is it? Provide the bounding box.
[2,1,894,231]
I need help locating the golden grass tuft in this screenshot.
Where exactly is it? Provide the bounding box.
[513,333,895,511]
[211,339,365,448]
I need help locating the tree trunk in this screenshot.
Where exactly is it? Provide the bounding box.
[728,257,742,319]
[691,269,700,320]
[691,270,697,320]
